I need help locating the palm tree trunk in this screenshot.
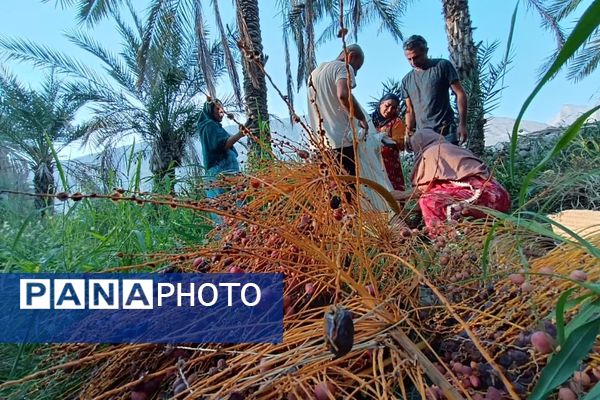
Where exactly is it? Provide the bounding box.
[442,0,485,156]
[33,160,54,211]
[150,136,184,191]
[235,0,271,163]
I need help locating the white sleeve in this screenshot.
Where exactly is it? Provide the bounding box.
[333,62,355,88]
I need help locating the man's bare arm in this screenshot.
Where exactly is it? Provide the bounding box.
[336,78,367,128]
[224,131,244,149]
[404,97,415,133]
[450,80,468,144]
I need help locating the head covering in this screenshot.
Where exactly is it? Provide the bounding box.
[410,128,489,187]
[371,93,401,128]
[197,99,221,131]
[196,99,238,172]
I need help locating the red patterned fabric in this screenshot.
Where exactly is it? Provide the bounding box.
[377,119,406,190]
[381,146,405,190]
[419,175,511,231]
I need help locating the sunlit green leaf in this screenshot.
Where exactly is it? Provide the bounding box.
[529,316,600,400]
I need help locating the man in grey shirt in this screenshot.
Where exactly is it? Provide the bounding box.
[400,35,468,145]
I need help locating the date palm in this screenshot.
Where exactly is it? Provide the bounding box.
[1,5,224,187]
[0,70,90,210]
[47,0,270,161]
[235,0,271,161]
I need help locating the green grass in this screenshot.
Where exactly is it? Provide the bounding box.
[0,181,213,398]
[0,195,213,273]
[485,122,600,214]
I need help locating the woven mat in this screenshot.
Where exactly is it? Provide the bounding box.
[547,209,600,239]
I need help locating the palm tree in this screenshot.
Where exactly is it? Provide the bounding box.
[0,70,90,210]
[442,0,486,155]
[47,0,270,162]
[1,6,225,187]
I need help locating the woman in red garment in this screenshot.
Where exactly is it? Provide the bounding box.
[371,94,406,190]
[392,128,511,232]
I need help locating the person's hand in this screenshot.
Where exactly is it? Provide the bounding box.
[358,118,369,141]
[458,124,468,145]
[359,118,369,131]
[381,136,397,147]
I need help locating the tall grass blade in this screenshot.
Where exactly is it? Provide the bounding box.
[501,1,519,90]
[565,298,600,337]
[133,152,142,192]
[47,135,68,191]
[582,382,600,400]
[480,221,498,280]
[483,208,600,258]
[10,209,40,253]
[555,288,575,346]
[125,138,136,176]
[509,0,600,181]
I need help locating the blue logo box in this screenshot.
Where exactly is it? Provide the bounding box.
[0,273,283,344]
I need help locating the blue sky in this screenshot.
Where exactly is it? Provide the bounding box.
[1,0,599,125]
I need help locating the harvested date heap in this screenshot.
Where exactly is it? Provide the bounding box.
[3,159,598,400]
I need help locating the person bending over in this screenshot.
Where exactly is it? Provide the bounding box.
[392,129,510,233]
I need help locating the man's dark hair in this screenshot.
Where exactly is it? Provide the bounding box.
[403,35,427,51]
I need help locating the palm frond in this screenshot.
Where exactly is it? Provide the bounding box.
[523,0,566,48]
[194,0,217,98]
[77,0,125,25]
[0,69,90,180]
[111,9,142,71]
[350,0,362,42]
[41,0,78,9]
[283,28,295,122]
[305,0,317,82]
[0,37,106,84]
[567,35,600,81]
[212,0,243,109]
[124,0,144,34]
[137,0,165,88]
[547,0,585,21]
[283,2,308,90]
[66,31,137,92]
[365,0,405,41]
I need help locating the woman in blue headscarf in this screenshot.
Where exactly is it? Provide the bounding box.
[197,99,245,198]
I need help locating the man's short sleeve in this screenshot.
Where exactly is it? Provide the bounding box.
[444,60,459,84]
[400,75,409,99]
[333,61,355,88]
